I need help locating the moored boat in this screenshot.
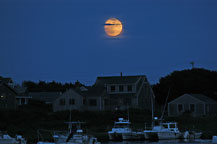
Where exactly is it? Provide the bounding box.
[108,118,132,141]
[144,118,182,140]
[37,122,100,144]
[122,131,145,140]
[183,130,202,139]
[0,131,27,144]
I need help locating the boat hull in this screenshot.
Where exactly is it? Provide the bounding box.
[157,131,182,140]
[108,132,122,141]
[122,132,145,140]
[144,131,158,140]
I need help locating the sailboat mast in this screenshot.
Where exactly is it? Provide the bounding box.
[160,88,170,120]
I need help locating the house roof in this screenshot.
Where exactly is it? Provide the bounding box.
[168,93,217,104]
[13,86,27,94]
[96,75,147,85]
[29,92,61,104]
[189,94,217,104]
[0,82,18,95]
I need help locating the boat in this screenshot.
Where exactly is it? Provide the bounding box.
[183,130,202,139]
[38,122,100,144]
[156,121,182,139]
[0,131,27,144]
[144,117,182,140]
[122,131,145,140]
[108,118,132,141]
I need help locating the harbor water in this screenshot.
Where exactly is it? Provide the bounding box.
[101,139,213,144]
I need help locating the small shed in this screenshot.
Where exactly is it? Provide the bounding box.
[168,94,217,117]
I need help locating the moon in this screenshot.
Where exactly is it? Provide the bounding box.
[104,18,123,37]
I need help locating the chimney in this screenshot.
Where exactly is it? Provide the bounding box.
[120,72,123,77]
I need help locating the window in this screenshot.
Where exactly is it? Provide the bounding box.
[190,104,195,112]
[21,98,25,104]
[59,99,65,106]
[162,124,168,128]
[206,104,209,113]
[83,99,87,105]
[178,104,183,112]
[69,99,75,105]
[127,85,132,92]
[111,86,115,92]
[119,85,124,92]
[89,99,97,106]
[170,124,176,128]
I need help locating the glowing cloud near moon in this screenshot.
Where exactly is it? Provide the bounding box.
[104,18,123,37]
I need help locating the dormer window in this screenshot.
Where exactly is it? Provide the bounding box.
[111,85,115,92]
[119,85,124,92]
[127,85,132,92]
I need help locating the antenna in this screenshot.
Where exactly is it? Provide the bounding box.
[190,61,195,69]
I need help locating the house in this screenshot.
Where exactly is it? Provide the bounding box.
[168,93,217,117]
[53,89,83,112]
[52,74,154,112]
[29,92,62,104]
[0,81,17,110]
[90,75,154,111]
[14,85,32,106]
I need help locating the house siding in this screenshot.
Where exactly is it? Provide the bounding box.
[0,84,16,110]
[168,94,204,117]
[53,89,83,112]
[168,94,217,117]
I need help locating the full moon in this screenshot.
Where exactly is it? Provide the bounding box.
[104,18,123,37]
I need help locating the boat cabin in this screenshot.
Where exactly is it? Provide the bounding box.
[114,118,131,128]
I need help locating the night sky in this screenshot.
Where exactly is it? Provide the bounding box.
[0,0,217,85]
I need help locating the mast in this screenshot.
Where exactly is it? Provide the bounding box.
[160,87,170,120]
[145,81,155,128]
[150,85,155,128]
[127,105,130,121]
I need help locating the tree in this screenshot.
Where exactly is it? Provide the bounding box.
[153,68,217,105]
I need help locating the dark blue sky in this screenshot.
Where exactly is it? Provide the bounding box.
[1,0,217,85]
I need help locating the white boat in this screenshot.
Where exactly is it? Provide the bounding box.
[53,128,100,144]
[156,122,182,139]
[108,118,132,141]
[0,132,27,144]
[144,118,182,140]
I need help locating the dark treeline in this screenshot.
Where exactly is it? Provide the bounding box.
[22,68,217,104]
[22,80,85,92]
[153,68,217,105]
